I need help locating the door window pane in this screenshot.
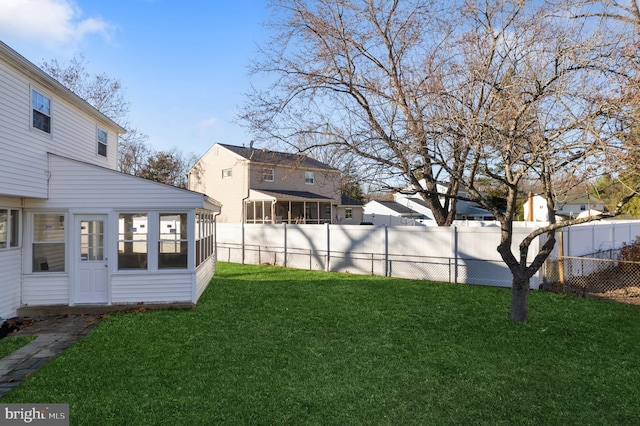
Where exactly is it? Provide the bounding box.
[80,220,104,261]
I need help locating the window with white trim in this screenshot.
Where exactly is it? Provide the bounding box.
[222,168,232,179]
[305,171,315,185]
[345,208,353,219]
[32,213,65,272]
[263,168,274,182]
[118,213,148,269]
[97,128,108,157]
[32,89,51,133]
[0,209,20,249]
[159,213,188,269]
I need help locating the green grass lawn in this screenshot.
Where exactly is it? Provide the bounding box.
[0,336,34,359]
[2,262,640,425]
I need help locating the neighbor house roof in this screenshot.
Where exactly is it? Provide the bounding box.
[372,200,417,215]
[251,189,334,201]
[220,143,338,171]
[340,194,363,206]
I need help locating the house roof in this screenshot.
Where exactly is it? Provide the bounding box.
[251,189,334,202]
[340,194,363,206]
[219,143,338,171]
[49,153,222,210]
[372,200,417,215]
[0,41,126,134]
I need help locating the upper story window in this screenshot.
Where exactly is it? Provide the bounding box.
[32,89,51,133]
[305,171,315,185]
[222,168,232,179]
[263,168,274,182]
[97,128,108,157]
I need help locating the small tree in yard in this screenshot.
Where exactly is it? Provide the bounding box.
[243,0,639,321]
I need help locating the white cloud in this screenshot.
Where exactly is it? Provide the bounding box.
[0,0,112,48]
[198,115,220,135]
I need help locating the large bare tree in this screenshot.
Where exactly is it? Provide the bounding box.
[242,0,464,225]
[430,1,637,321]
[244,0,638,321]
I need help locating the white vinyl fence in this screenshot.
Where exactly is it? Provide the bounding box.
[216,220,640,289]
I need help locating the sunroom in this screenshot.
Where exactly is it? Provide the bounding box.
[244,189,334,224]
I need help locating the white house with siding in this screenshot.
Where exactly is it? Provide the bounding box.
[0,41,221,320]
[523,193,606,222]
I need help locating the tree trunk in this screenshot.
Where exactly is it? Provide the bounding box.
[510,274,530,322]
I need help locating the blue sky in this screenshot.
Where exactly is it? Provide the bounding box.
[0,0,271,157]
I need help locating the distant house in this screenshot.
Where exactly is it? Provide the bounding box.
[363,180,493,226]
[363,200,431,226]
[188,143,363,224]
[0,41,221,320]
[523,193,605,222]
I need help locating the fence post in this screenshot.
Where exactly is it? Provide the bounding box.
[558,230,565,284]
[283,223,288,268]
[326,223,331,272]
[384,225,389,277]
[241,222,245,264]
[452,225,459,284]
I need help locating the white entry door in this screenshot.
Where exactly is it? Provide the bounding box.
[74,215,108,304]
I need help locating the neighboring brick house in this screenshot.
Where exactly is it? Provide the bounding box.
[0,41,221,320]
[188,143,363,224]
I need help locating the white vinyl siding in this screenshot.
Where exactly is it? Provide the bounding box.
[22,274,69,307]
[196,256,216,300]
[111,273,194,304]
[0,249,21,319]
[43,155,206,209]
[189,146,246,223]
[0,61,121,199]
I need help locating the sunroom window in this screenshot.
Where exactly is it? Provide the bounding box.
[159,213,188,268]
[118,214,148,269]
